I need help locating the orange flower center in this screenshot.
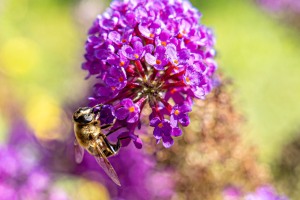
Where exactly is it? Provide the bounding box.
[158,123,163,128]
[129,106,135,113]
[156,59,162,65]
[174,110,180,116]
[120,61,125,66]
[161,41,167,46]
[174,59,179,65]
[150,33,155,38]
[134,54,139,59]
[121,39,127,43]
[185,77,190,83]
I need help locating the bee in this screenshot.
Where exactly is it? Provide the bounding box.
[72,104,125,186]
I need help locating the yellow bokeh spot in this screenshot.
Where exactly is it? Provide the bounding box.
[25,92,64,141]
[55,176,110,200]
[75,179,110,200]
[0,37,40,76]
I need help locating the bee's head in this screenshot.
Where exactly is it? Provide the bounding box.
[73,107,95,124]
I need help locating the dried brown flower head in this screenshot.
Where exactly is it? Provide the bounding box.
[154,76,269,200]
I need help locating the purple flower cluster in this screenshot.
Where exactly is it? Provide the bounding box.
[223,186,289,200]
[83,0,217,148]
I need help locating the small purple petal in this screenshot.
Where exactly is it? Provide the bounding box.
[166,44,178,65]
[153,127,162,139]
[162,135,174,148]
[115,107,129,120]
[179,104,192,113]
[133,137,143,149]
[121,45,135,60]
[150,117,161,127]
[178,49,190,61]
[127,112,139,123]
[178,114,190,127]
[159,30,170,41]
[95,49,111,60]
[108,31,121,44]
[118,132,131,147]
[99,105,115,124]
[139,24,153,39]
[144,44,154,54]
[171,127,182,137]
[191,86,205,99]
[145,53,157,66]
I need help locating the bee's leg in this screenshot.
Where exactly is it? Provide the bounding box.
[101,117,117,130]
[116,136,131,149]
[106,126,123,137]
[100,124,113,130]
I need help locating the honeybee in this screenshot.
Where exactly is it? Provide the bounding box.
[72,104,124,186]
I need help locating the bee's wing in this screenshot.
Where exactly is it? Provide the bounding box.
[94,144,121,186]
[74,139,84,164]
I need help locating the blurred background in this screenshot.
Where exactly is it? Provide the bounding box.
[1,0,300,199]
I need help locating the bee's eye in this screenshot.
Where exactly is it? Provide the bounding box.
[75,113,93,124]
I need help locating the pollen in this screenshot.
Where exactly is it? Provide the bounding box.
[174,59,179,65]
[129,106,135,113]
[174,109,180,116]
[111,86,116,91]
[185,77,190,83]
[161,41,167,46]
[134,54,139,59]
[158,123,163,128]
[150,33,155,38]
[120,61,125,66]
[156,59,162,65]
[121,39,127,43]
[119,77,124,82]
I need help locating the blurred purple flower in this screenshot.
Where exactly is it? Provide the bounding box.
[0,119,70,200]
[223,185,289,200]
[257,0,300,15]
[223,186,242,200]
[245,186,289,200]
[82,0,217,147]
[73,143,175,200]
